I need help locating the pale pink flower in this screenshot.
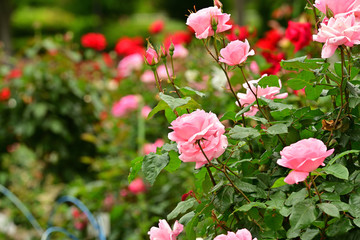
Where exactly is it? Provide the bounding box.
[141,105,152,118]
[173,44,189,58]
[168,109,228,169]
[314,0,360,17]
[186,6,232,39]
[157,65,171,80]
[148,220,184,240]
[111,95,139,117]
[145,47,159,65]
[128,178,147,194]
[117,53,143,78]
[219,40,255,66]
[249,61,260,75]
[313,14,360,58]
[141,70,155,83]
[277,138,334,184]
[214,229,257,240]
[236,75,288,116]
[143,139,165,155]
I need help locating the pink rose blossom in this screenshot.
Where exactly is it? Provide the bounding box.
[141,70,155,83]
[314,0,360,17]
[186,6,232,39]
[168,110,228,169]
[148,219,184,240]
[173,44,189,58]
[111,95,140,117]
[143,139,165,155]
[313,14,360,58]
[141,105,152,118]
[236,75,288,116]
[219,40,255,66]
[214,229,257,240]
[145,47,159,65]
[277,138,334,184]
[249,61,260,75]
[117,53,143,78]
[128,178,147,194]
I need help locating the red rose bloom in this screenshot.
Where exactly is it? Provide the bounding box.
[256,29,283,51]
[285,21,312,52]
[149,20,164,34]
[81,33,107,51]
[0,87,11,101]
[7,69,22,80]
[164,31,192,49]
[261,52,285,75]
[226,21,249,42]
[114,36,145,56]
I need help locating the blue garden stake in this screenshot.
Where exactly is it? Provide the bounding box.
[41,227,79,240]
[47,196,106,240]
[0,184,43,235]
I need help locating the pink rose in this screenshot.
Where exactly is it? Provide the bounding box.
[277,138,334,184]
[117,53,143,78]
[111,95,140,117]
[168,110,228,169]
[141,105,152,118]
[148,219,183,240]
[214,229,257,240]
[128,178,147,194]
[141,70,155,83]
[314,0,360,17]
[143,139,165,155]
[186,6,232,39]
[313,14,360,58]
[145,47,159,66]
[236,75,288,116]
[173,44,189,58]
[219,39,255,66]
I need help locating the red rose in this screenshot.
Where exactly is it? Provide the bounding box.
[81,33,107,51]
[149,20,164,34]
[164,31,192,49]
[114,36,145,56]
[285,21,312,52]
[0,88,11,101]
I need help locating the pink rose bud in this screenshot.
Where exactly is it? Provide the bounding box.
[128,178,147,194]
[159,45,167,58]
[168,110,228,169]
[313,14,360,58]
[219,39,255,66]
[214,0,223,9]
[148,220,184,240]
[277,138,334,184]
[186,7,232,39]
[214,229,257,240]
[145,45,159,66]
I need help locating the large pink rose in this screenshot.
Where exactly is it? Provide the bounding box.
[117,53,143,78]
[313,14,360,58]
[236,75,288,116]
[186,6,232,39]
[214,229,257,240]
[168,110,228,169]
[148,219,183,240]
[277,138,334,184]
[111,95,140,117]
[314,0,360,17]
[219,39,255,66]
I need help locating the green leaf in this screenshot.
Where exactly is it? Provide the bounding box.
[325,164,349,180]
[260,97,294,111]
[328,150,360,165]
[213,186,234,212]
[229,126,260,139]
[185,214,198,240]
[142,153,169,185]
[353,218,360,228]
[236,101,256,117]
[178,86,206,97]
[285,188,308,206]
[159,93,191,110]
[305,85,324,100]
[179,211,195,225]
[317,203,340,218]
[271,177,287,188]
[301,228,320,240]
[147,100,168,119]
[162,143,178,152]
[281,56,324,71]
[234,202,266,212]
[220,111,237,122]
[164,150,181,173]
[264,209,283,230]
[326,218,353,237]
[167,198,198,220]
[128,156,144,183]
[266,124,288,135]
[288,72,314,90]
[289,199,317,230]
[258,75,280,87]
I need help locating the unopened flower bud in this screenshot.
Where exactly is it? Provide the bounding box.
[145,41,159,66]
[214,0,222,9]
[169,42,175,56]
[326,5,334,18]
[211,17,218,32]
[159,45,167,59]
